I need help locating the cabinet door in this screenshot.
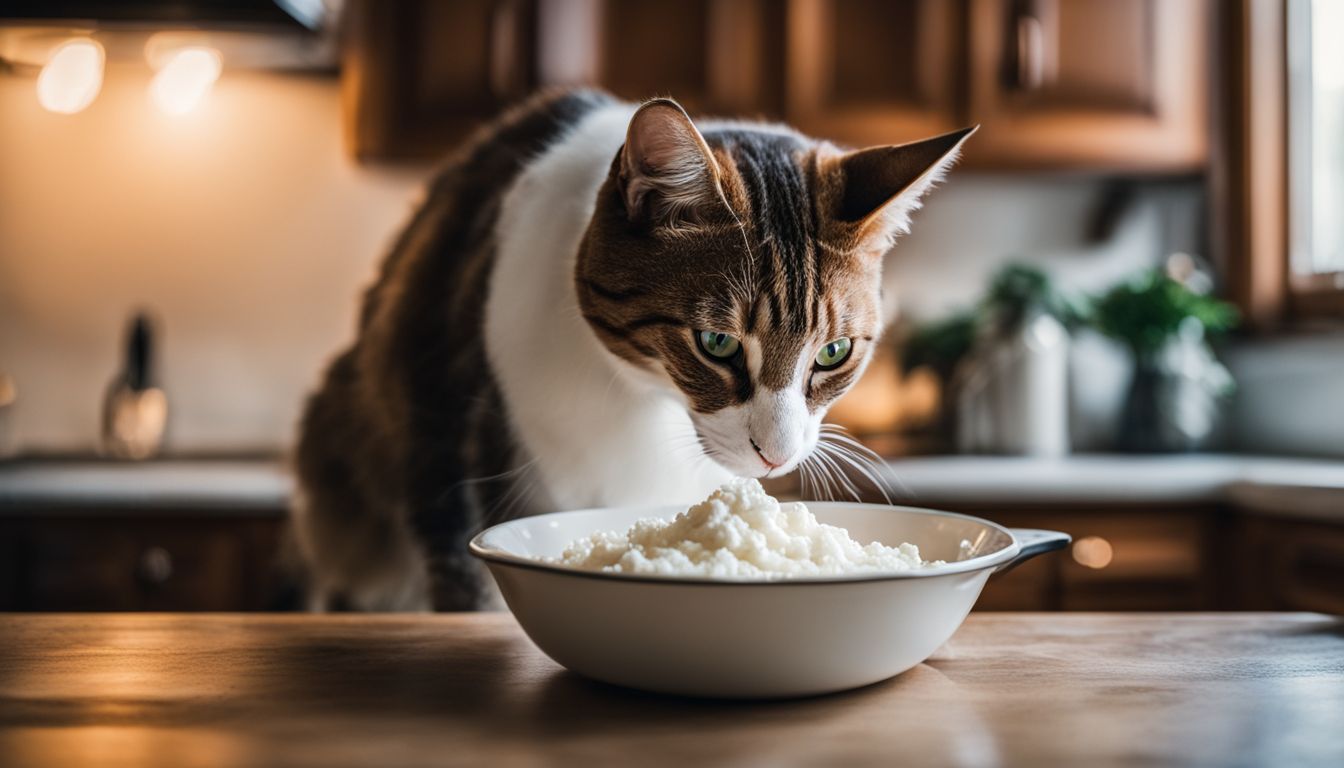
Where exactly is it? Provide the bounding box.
[536,0,785,116]
[4,516,285,611]
[966,0,1208,170]
[785,0,964,147]
[1236,517,1344,614]
[344,0,537,161]
[970,507,1215,611]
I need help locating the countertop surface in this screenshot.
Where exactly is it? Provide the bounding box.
[1,453,1341,518]
[0,612,1340,768]
[882,454,1344,516]
[0,459,292,512]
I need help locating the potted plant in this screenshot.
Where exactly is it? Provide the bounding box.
[901,311,977,387]
[902,264,1082,456]
[1090,269,1238,452]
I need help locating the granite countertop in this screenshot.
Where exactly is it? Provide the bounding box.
[0,453,1341,519]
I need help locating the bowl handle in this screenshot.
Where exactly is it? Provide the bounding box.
[995,529,1072,575]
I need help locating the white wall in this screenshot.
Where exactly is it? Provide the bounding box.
[886,175,1204,320]
[0,68,428,453]
[1224,335,1344,457]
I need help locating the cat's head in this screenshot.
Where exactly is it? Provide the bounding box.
[577,98,973,479]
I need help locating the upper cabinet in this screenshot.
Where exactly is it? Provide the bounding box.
[533,0,786,116]
[784,0,964,146]
[963,0,1209,170]
[343,0,538,161]
[344,0,1209,172]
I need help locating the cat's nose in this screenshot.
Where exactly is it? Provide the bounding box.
[750,438,784,469]
[747,388,807,471]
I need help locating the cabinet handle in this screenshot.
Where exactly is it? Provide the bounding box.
[1016,15,1045,90]
[137,546,174,585]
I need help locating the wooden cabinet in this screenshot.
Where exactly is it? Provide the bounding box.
[344,0,1209,171]
[576,0,785,116]
[1234,516,1344,615]
[965,0,1209,170]
[343,0,538,161]
[0,514,288,611]
[785,0,964,146]
[931,504,1218,611]
[345,0,786,161]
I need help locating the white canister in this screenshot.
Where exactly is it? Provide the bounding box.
[955,313,1070,457]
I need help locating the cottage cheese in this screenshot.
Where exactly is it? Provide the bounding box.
[551,478,937,579]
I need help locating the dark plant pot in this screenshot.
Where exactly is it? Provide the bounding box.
[1118,361,1169,452]
[1116,356,1220,453]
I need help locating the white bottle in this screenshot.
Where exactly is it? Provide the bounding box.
[956,312,1070,457]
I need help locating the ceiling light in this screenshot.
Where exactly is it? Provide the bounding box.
[36,39,104,114]
[150,46,221,115]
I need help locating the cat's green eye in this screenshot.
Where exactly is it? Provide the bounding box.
[697,330,741,360]
[815,337,852,369]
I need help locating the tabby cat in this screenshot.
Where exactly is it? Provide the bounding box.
[293,90,973,611]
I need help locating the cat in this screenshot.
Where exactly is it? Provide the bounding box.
[292,89,973,611]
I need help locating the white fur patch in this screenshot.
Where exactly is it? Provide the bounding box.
[486,104,732,511]
[689,339,821,479]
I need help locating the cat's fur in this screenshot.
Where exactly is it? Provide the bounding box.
[293,89,973,611]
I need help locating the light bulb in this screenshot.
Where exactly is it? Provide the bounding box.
[37,39,105,114]
[150,47,221,115]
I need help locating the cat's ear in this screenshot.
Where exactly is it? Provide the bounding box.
[833,125,977,247]
[619,98,723,227]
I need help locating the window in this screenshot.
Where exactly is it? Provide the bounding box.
[1288,0,1344,298]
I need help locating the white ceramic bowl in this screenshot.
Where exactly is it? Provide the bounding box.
[471,502,1068,699]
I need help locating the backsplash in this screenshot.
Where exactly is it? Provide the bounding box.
[0,68,426,453]
[1224,335,1344,457]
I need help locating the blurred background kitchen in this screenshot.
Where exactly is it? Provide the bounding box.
[0,0,1340,613]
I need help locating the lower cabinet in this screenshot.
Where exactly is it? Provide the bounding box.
[1234,516,1344,615]
[0,513,288,611]
[2,503,1338,612]
[939,505,1220,611]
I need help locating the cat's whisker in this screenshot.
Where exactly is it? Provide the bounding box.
[818,438,893,505]
[797,459,815,501]
[806,449,841,502]
[802,458,831,503]
[500,472,543,524]
[438,458,540,514]
[817,455,843,502]
[817,425,903,494]
[480,470,533,527]
[600,369,623,403]
[818,424,910,501]
[814,443,864,502]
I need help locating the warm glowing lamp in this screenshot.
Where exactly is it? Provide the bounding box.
[36,39,105,114]
[150,47,222,115]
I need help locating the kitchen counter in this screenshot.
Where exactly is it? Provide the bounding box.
[883,453,1344,505]
[0,459,291,513]
[1,453,1340,519]
[1,612,1340,767]
[881,454,1344,520]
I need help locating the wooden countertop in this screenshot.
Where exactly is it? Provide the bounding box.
[1,613,1341,767]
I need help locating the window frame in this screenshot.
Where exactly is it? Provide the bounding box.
[1217,0,1344,328]
[1286,0,1344,316]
